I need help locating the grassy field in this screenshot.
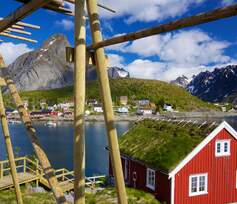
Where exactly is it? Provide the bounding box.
[0,187,160,204]
[3,78,216,111]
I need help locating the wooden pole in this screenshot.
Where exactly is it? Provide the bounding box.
[3,75,67,204]
[73,0,86,204]
[88,3,237,49]
[6,28,31,35]
[0,32,37,43]
[86,1,127,203]
[0,56,23,204]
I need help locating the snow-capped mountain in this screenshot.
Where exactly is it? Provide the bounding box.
[170,75,190,88]
[187,65,237,103]
[3,34,130,91]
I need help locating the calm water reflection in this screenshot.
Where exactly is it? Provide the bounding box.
[1,117,237,176]
[0,121,133,176]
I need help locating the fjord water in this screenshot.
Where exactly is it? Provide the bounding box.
[1,117,237,176]
[0,121,133,176]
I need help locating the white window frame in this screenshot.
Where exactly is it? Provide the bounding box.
[189,173,208,197]
[215,140,230,157]
[146,168,156,190]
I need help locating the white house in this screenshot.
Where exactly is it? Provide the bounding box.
[93,105,103,113]
[117,107,129,114]
[164,104,174,112]
[136,108,153,115]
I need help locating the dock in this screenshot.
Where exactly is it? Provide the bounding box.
[0,156,105,192]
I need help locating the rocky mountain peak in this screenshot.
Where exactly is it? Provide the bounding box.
[170,75,189,88]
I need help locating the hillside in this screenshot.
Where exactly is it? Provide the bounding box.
[3,78,215,111]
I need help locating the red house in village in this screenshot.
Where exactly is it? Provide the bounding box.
[110,119,237,204]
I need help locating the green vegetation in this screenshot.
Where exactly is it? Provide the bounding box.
[0,187,160,204]
[3,78,216,111]
[119,119,216,171]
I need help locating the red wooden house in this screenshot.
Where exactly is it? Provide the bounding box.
[110,119,237,204]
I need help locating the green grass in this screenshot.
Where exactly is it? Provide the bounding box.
[119,119,216,171]
[0,187,160,204]
[3,78,216,111]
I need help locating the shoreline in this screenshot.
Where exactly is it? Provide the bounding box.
[20,111,237,122]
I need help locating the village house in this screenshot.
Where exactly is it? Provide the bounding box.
[117,107,129,114]
[136,107,153,115]
[93,104,103,113]
[110,119,237,204]
[163,103,174,112]
[87,99,98,106]
[119,96,128,106]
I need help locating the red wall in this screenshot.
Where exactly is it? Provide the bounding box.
[175,128,237,204]
[120,157,171,203]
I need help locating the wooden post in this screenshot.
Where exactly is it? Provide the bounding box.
[86,1,128,203]
[0,57,23,204]
[74,0,86,204]
[4,75,67,204]
[0,162,3,178]
[23,158,26,173]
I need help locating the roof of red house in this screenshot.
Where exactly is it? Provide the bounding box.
[119,119,220,173]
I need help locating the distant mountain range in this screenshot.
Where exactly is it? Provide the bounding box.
[171,65,237,104]
[4,34,129,91]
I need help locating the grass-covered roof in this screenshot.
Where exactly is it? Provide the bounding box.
[119,119,217,172]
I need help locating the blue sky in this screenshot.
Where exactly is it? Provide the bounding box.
[0,0,237,81]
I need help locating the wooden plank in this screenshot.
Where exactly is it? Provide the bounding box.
[0,0,51,33]
[7,28,31,35]
[88,3,237,49]
[0,32,36,43]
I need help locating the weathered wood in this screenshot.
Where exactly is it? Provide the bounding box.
[86,1,127,203]
[0,32,37,43]
[74,0,86,203]
[11,25,24,30]
[0,0,51,33]
[3,75,68,204]
[7,28,31,35]
[15,21,40,29]
[0,56,23,204]
[88,3,237,49]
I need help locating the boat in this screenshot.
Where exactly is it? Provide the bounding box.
[45,121,57,127]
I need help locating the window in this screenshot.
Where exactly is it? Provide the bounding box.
[215,140,230,157]
[189,174,208,196]
[146,168,155,190]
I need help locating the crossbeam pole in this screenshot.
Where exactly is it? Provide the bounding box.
[0,32,36,43]
[0,56,23,204]
[73,0,86,204]
[86,1,127,203]
[88,3,237,49]
[0,0,50,32]
[3,74,67,204]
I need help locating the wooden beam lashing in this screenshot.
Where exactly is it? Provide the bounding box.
[0,32,36,43]
[0,0,50,33]
[88,3,237,49]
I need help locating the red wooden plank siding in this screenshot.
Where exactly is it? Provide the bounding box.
[120,157,171,203]
[175,128,237,204]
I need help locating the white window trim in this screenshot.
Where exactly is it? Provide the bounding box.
[189,173,208,197]
[146,168,156,190]
[215,139,231,157]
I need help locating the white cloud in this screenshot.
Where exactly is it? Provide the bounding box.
[0,42,32,65]
[107,54,124,67]
[99,0,205,23]
[55,19,74,30]
[112,29,234,81]
[221,0,235,6]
